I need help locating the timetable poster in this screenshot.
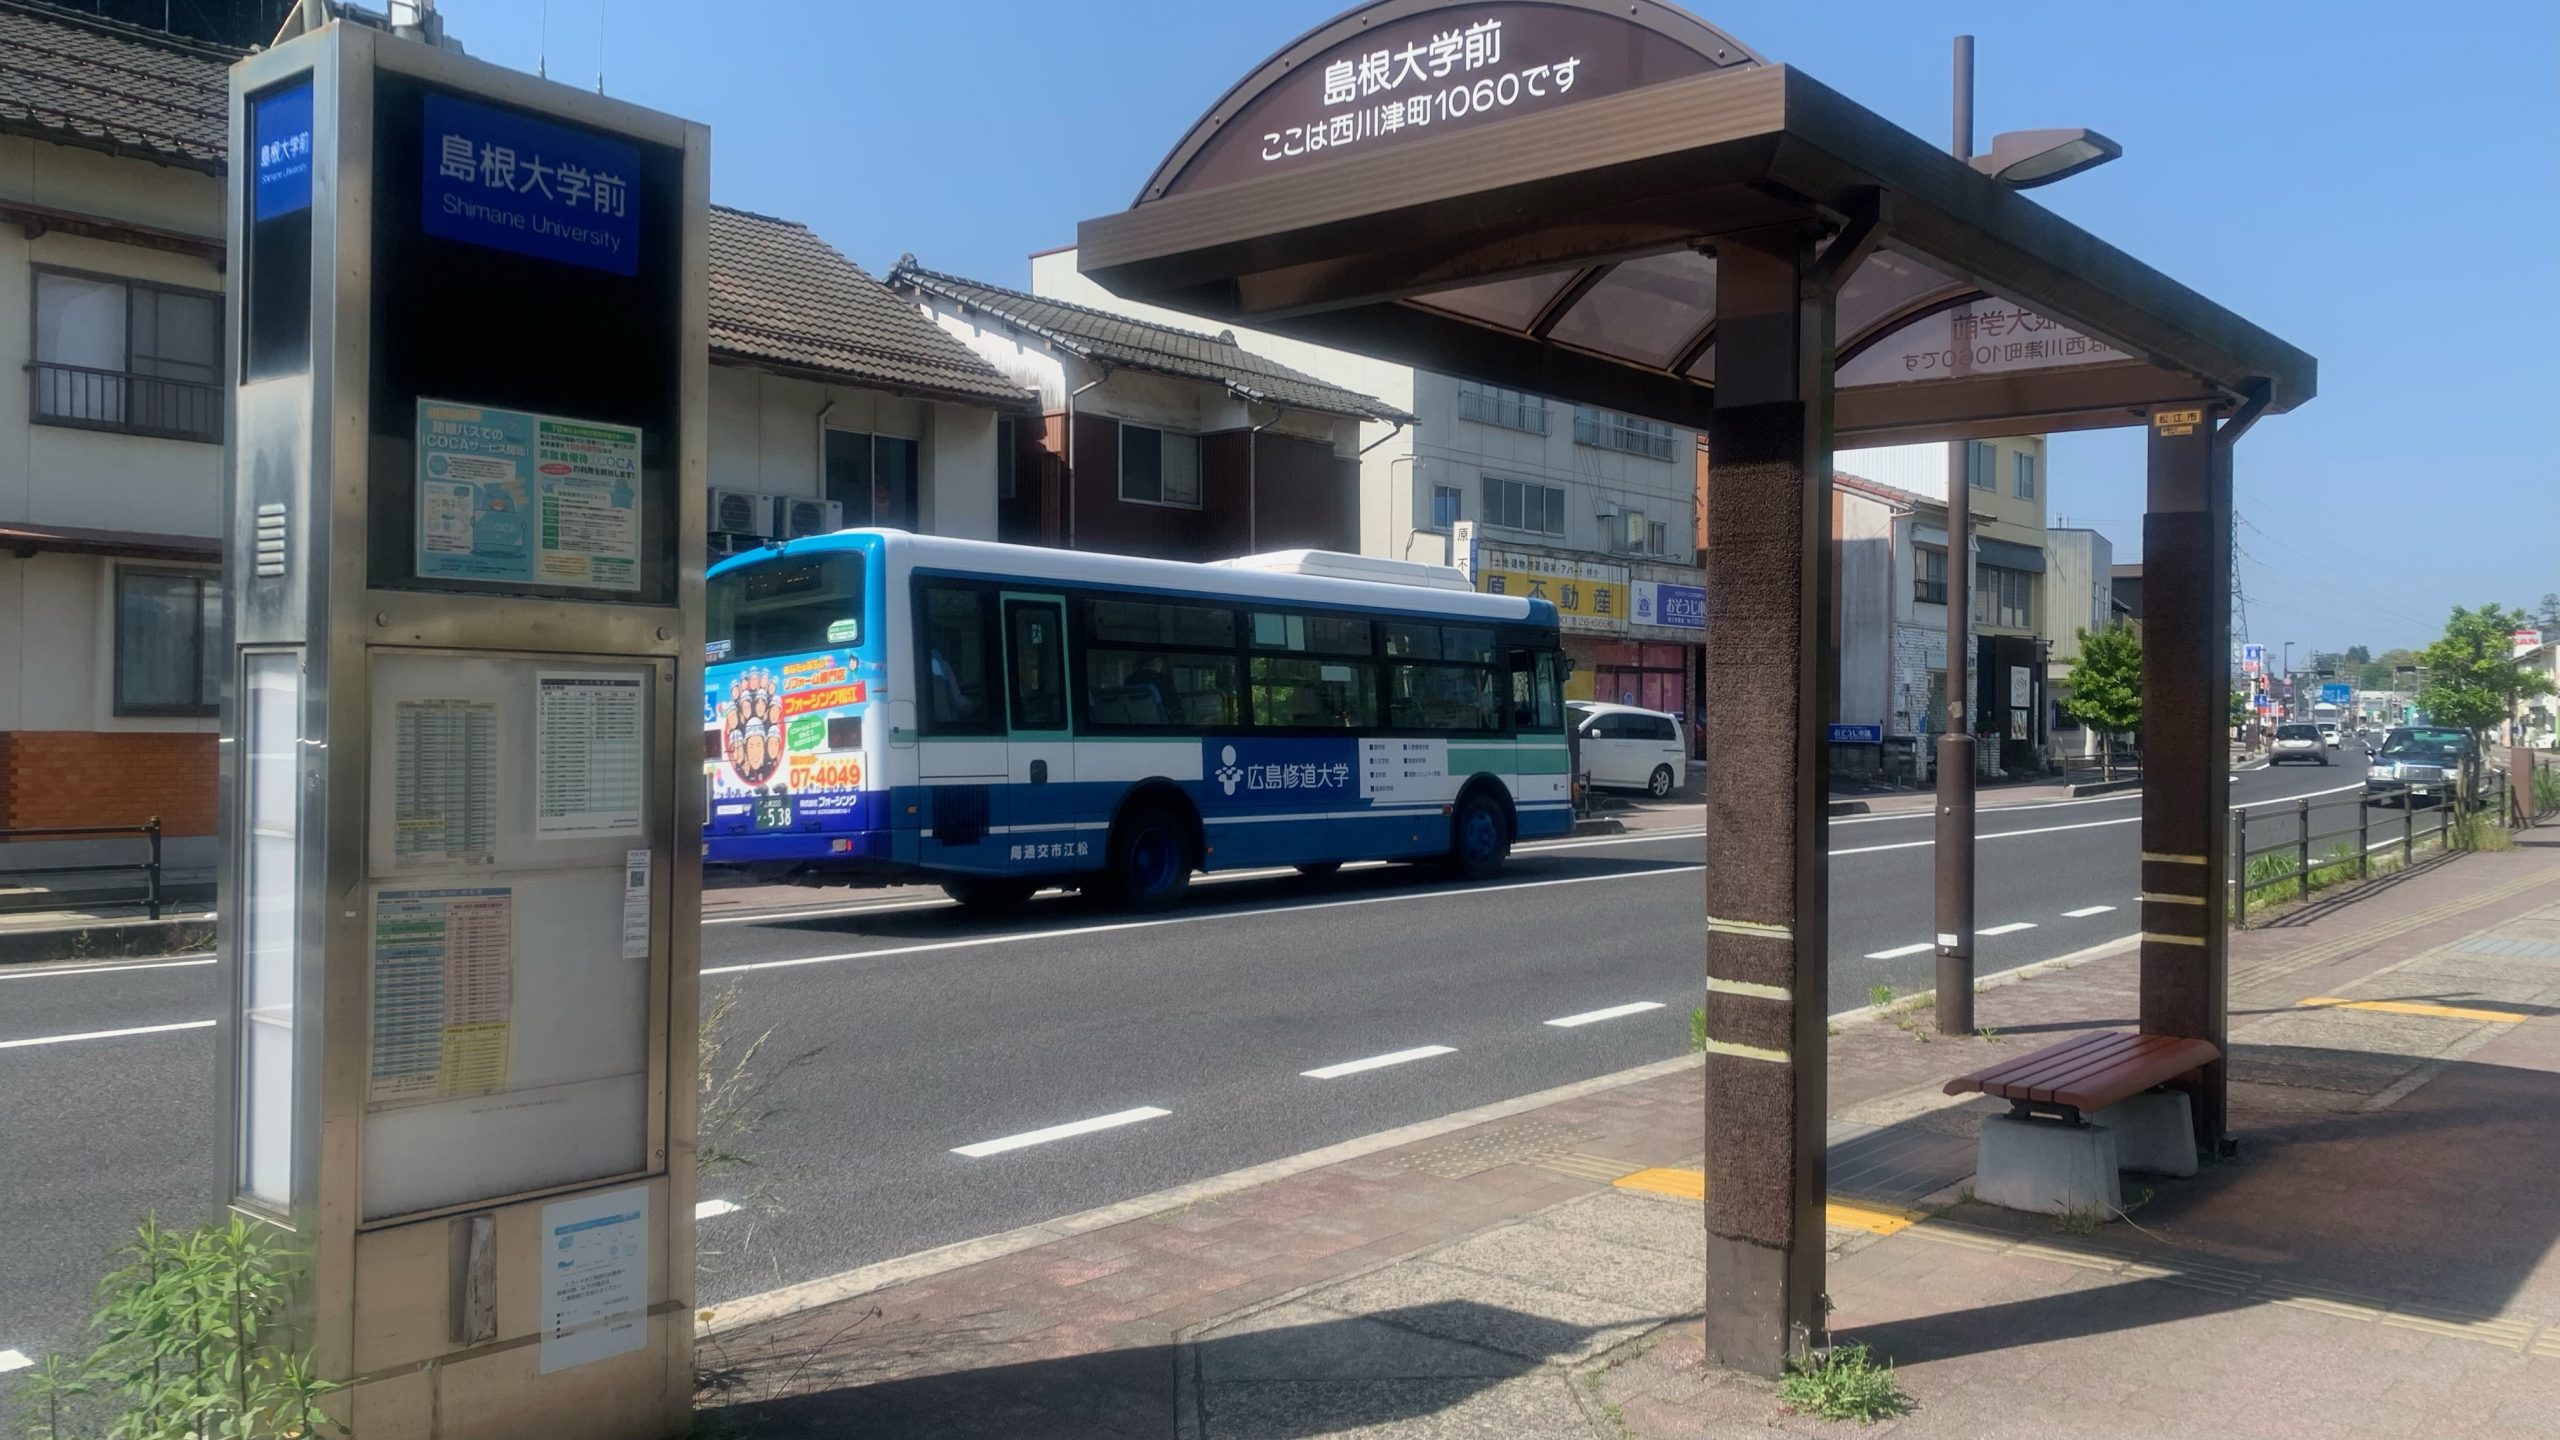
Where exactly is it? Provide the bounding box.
[368,887,514,1103]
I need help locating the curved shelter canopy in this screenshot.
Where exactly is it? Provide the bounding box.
[1079,0,2313,444]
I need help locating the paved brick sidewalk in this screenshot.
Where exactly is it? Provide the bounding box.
[696,838,2560,1438]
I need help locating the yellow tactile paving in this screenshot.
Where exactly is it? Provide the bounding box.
[1605,1166,1917,1234]
[2297,996,2534,1024]
[1613,1166,1706,1201]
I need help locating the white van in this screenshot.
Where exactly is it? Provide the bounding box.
[1569,702,1688,798]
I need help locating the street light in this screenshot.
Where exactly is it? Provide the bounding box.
[1971,128,2123,189]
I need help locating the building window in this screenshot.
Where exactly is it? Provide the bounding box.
[32,270,223,443]
[2014,451,2037,500]
[1481,474,1565,536]
[824,428,920,528]
[1573,407,1676,461]
[1456,385,1548,434]
[1647,520,1669,556]
[1430,483,1462,531]
[1974,563,2033,628]
[1965,440,1997,490]
[1118,423,1202,508]
[115,568,222,716]
[1914,545,1947,605]
[996,418,1017,501]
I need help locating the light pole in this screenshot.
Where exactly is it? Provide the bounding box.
[1931,36,2120,1037]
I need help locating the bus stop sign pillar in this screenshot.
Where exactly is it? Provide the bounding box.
[218,20,707,1438]
[2137,402,2232,1153]
[1701,229,1835,1376]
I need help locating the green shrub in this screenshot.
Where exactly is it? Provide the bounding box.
[1780,1342,1911,1423]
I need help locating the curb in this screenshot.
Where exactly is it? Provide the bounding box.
[2063,776,2143,798]
[1828,931,2141,1030]
[695,1050,1706,1336]
[0,915,215,966]
[1570,816,1626,836]
[1828,800,1870,816]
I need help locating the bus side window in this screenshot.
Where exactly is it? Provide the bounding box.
[920,586,996,734]
[1512,649,1563,731]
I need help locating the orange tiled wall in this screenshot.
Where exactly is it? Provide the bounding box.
[0,731,219,836]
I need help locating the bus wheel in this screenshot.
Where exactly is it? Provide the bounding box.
[1448,792,1511,881]
[1109,807,1194,910]
[942,876,1035,911]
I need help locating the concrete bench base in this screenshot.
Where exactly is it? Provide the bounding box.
[2090,1090,2200,1178]
[1976,1114,2122,1216]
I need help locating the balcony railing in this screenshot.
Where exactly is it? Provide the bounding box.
[1573,409,1675,461]
[1457,388,1548,435]
[30,361,222,444]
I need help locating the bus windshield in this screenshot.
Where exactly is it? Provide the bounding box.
[708,552,864,663]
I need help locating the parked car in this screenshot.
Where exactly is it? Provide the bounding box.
[2366,726,2480,806]
[2270,721,2329,765]
[1568,702,1687,797]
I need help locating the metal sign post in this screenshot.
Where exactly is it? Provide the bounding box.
[218,18,706,1437]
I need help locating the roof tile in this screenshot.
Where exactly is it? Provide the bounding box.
[888,260,1414,424]
[0,2,236,171]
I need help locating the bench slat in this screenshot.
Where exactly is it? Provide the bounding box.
[1945,1030,2219,1113]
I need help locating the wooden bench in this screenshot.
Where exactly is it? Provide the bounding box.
[1945,1030,2221,1126]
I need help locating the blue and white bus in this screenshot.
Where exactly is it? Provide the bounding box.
[703,531,1573,908]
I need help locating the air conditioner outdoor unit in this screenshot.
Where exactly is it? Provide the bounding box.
[775,496,844,539]
[708,487,774,537]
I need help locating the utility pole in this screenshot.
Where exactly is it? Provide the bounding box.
[1933,34,1977,1037]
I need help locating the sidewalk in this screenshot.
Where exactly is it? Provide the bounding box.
[695,835,2560,1438]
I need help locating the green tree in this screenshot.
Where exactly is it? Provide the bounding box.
[2537,593,2560,633]
[2061,623,2143,781]
[2361,646,2423,692]
[2343,644,2372,667]
[2415,604,2557,809]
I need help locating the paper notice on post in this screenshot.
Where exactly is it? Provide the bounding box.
[368,887,513,1103]
[536,672,646,838]
[539,1186,650,1374]
[392,699,498,866]
[621,848,651,961]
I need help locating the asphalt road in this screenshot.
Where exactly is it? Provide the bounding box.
[0,749,2368,1386]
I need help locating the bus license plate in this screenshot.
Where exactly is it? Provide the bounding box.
[754,795,792,830]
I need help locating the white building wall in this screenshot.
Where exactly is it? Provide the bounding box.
[2043,528,2115,659]
[1836,489,1895,732]
[702,365,1002,541]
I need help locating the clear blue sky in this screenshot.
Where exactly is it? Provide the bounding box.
[443,0,2558,653]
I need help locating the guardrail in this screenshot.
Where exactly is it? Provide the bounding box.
[0,818,164,920]
[2227,765,2540,927]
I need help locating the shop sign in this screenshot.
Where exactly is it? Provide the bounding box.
[423,93,639,276]
[1828,724,1882,744]
[1474,547,1627,634]
[1630,579,1704,631]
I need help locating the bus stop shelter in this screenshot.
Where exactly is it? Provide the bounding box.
[1077,0,2315,1375]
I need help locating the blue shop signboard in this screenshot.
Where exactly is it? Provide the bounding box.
[422,93,639,276]
[1632,579,1706,631]
[1828,723,1883,745]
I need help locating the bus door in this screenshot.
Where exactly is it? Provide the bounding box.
[999,591,1079,846]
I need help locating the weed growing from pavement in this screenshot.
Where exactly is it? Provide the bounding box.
[1779,1343,1911,1424]
[1689,1005,1707,1051]
[1868,983,1894,1012]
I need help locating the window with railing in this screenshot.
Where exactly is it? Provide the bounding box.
[32,270,223,443]
[1974,563,2034,629]
[1456,385,1548,434]
[1573,407,1675,461]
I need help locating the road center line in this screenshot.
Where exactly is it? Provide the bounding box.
[1302,1045,1456,1079]
[1977,922,2038,937]
[2063,905,2117,918]
[1544,1002,1665,1028]
[953,1106,1170,1158]
[0,1019,215,1051]
[1864,942,1934,960]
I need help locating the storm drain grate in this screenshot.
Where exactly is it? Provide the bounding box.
[1390,1120,1599,1178]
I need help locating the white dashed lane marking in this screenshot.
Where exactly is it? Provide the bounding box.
[2063,905,2117,918]
[1864,942,1935,960]
[1977,922,2038,937]
[952,1106,1170,1158]
[1302,1045,1456,1079]
[1544,1002,1666,1028]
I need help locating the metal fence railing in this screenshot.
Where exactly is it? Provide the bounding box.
[30,362,223,443]
[0,818,164,920]
[2228,757,2552,927]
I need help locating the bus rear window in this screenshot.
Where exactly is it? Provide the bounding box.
[708,553,865,662]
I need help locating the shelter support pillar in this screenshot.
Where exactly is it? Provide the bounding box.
[1702,229,1834,1375]
[2137,403,2232,1151]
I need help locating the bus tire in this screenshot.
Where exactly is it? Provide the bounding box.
[1107,806,1194,910]
[1447,791,1512,881]
[942,876,1035,911]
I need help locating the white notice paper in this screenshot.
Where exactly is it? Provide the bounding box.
[536,672,646,838]
[621,849,651,961]
[392,699,498,866]
[538,1185,650,1374]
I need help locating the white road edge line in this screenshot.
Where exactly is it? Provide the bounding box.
[0,955,216,982]
[1977,922,2037,937]
[1302,1045,1456,1079]
[695,1199,741,1220]
[2062,905,2117,918]
[1863,942,1935,960]
[952,1106,1170,1158]
[0,1019,215,1051]
[0,1349,31,1374]
[1544,1001,1666,1028]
